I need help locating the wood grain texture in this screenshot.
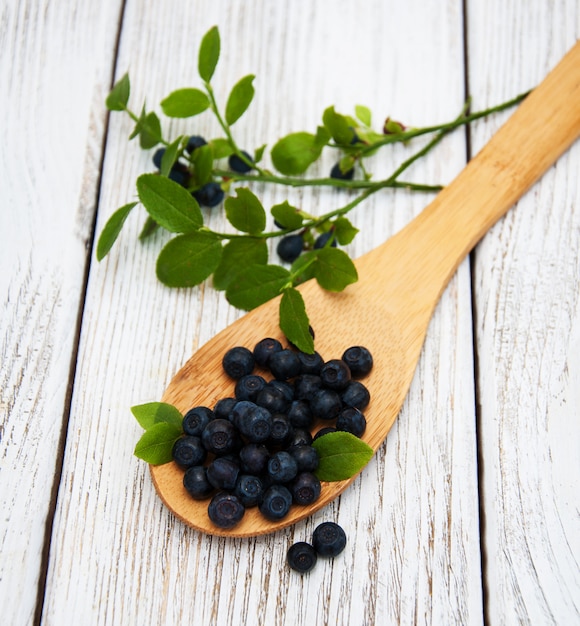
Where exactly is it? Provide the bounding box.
[0,1,123,625]
[41,0,483,624]
[468,1,580,624]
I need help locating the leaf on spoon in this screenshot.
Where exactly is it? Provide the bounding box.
[312,431,374,481]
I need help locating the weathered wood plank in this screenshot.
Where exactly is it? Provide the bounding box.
[467,1,580,623]
[41,0,481,624]
[0,1,124,625]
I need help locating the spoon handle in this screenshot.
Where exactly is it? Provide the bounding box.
[374,42,580,307]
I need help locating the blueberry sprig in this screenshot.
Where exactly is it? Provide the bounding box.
[99,25,530,352]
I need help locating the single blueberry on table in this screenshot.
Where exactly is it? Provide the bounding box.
[193,181,224,207]
[290,472,321,505]
[253,337,283,367]
[183,465,214,500]
[268,349,301,381]
[228,150,254,173]
[208,492,245,529]
[287,542,318,573]
[259,484,293,520]
[276,234,303,263]
[341,346,373,377]
[336,407,367,438]
[267,450,298,483]
[185,135,207,154]
[235,374,267,402]
[206,457,240,491]
[222,346,255,379]
[172,436,207,469]
[330,162,355,180]
[182,406,214,437]
[320,359,352,390]
[341,380,371,410]
[312,521,347,557]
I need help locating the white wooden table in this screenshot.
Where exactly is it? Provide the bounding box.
[2,1,579,624]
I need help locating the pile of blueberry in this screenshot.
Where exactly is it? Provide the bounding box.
[172,337,373,530]
[287,521,347,573]
[152,135,254,208]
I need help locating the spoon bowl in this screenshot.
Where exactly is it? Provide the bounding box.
[151,42,580,537]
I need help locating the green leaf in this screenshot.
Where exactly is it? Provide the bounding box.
[134,422,183,465]
[198,26,220,82]
[270,201,303,230]
[139,216,160,240]
[290,250,318,283]
[209,138,234,159]
[254,144,266,164]
[213,238,268,290]
[191,144,214,186]
[279,288,314,353]
[225,74,255,125]
[161,88,210,118]
[130,108,162,149]
[271,131,327,176]
[313,248,358,291]
[159,136,183,176]
[96,202,137,261]
[355,104,372,127]
[106,73,130,111]
[136,173,202,233]
[322,106,355,145]
[312,431,374,481]
[333,217,359,245]
[224,188,266,234]
[156,231,223,288]
[131,402,183,430]
[226,264,290,310]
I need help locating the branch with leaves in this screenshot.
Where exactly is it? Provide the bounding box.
[98,25,529,352]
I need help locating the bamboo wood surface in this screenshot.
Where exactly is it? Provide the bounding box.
[1,0,578,624]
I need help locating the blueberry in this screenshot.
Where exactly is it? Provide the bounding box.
[172,436,207,469]
[201,418,240,455]
[168,165,190,187]
[330,162,355,180]
[235,374,267,402]
[320,359,351,390]
[239,443,270,475]
[228,150,253,173]
[267,450,298,483]
[222,346,255,379]
[312,522,347,557]
[268,413,294,447]
[213,397,238,421]
[341,346,373,377]
[293,374,322,401]
[152,148,165,169]
[267,379,295,405]
[341,380,371,410]
[185,135,207,154]
[286,428,313,448]
[183,406,214,436]
[234,474,264,507]
[256,383,290,413]
[208,492,245,529]
[288,444,319,473]
[207,457,240,491]
[259,484,293,520]
[336,407,367,437]
[193,182,224,207]
[287,542,317,573]
[236,403,273,443]
[286,399,314,429]
[296,350,324,375]
[253,337,283,367]
[183,465,214,500]
[313,230,337,249]
[268,349,301,381]
[290,472,321,505]
[310,388,343,420]
[277,234,303,263]
[313,426,337,440]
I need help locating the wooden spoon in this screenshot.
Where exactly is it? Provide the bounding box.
[152,42,580,537]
